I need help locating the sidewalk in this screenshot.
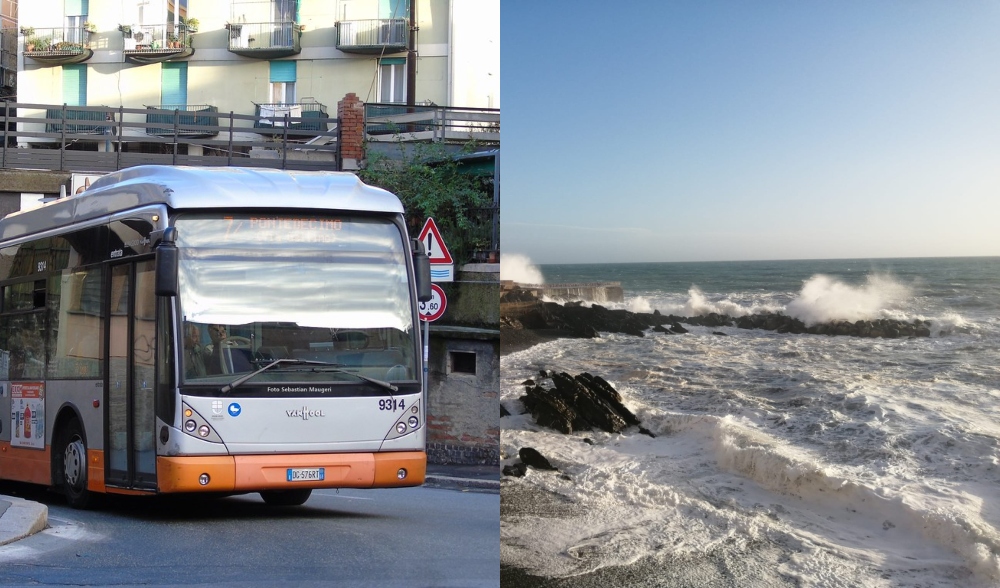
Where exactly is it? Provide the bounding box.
[424,463,500,493]
[0,495,48,547]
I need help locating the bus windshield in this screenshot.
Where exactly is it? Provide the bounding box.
[175,214,417,389]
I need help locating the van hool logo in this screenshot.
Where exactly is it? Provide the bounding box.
[286,407,326,420]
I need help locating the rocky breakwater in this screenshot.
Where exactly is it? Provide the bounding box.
[501,285,932,342]
[503,371,653,477]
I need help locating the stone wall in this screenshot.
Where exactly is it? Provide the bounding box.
[425,263,500,465]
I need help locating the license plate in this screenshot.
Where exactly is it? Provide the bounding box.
[287,467,325,482]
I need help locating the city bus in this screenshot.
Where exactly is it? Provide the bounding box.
[0,165,432,508]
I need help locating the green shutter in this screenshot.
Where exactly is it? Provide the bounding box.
[380,57,405,66]
[269,60,297,83]
[161,62,188,107]
[65,0,86,15]
[62,65,86,106]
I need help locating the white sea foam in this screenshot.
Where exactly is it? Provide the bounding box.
[502,309,1000,586]
[500,253,545,284]
[503,260,1000,586]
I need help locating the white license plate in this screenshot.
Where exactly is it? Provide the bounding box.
[286,467,325,482]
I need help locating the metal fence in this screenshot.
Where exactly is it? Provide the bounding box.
[0,102,339,173]
[364,103,499,143]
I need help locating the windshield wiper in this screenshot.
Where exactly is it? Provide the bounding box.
[221,358,398,394]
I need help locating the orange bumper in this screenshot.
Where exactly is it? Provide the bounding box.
[156,451,426,493]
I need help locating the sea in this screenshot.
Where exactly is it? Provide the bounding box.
[500,256,1000,587]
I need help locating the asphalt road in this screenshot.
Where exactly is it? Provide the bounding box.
[0,483,499,587]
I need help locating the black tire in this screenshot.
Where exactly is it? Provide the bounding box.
[59,419,95,509]
[260,488,312,506]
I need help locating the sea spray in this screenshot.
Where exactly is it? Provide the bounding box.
[501,253,545,284]
[786,274,911,325]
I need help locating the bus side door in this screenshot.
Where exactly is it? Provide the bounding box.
[105,260,157,490]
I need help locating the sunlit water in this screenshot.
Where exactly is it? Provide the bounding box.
[501,257,1000,587]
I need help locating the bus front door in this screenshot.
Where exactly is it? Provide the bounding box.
[105,260,158,490]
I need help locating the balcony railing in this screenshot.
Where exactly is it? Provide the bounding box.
[336,19,407,54]
[44,105,112,134]
[253,102,329,133]
[23,27,94,64]
[145,105,219,137]
[122,24,193,63]
[227,21,301,57]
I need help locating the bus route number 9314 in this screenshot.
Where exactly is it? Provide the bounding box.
[379,398,405,411]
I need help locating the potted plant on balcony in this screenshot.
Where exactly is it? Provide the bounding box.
[118,24,132,37]
[168,34,179,48]
[26,35,52,52]
[180,17,199,33]
[84,21,97,34]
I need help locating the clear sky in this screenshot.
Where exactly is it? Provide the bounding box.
[502,1,1000,264]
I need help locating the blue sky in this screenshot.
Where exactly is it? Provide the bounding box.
[502,1,1000,264]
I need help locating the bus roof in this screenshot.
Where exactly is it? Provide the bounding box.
[0,165,404,243]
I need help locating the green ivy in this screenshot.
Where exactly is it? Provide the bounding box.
[359,141,494,265]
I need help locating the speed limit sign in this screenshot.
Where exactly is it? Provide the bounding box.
[419,284,447,322]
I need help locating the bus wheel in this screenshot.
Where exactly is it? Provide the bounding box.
[60,420,94,509]
[260,489,312,506]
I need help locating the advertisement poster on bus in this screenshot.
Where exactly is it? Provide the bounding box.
[11,382,44,449]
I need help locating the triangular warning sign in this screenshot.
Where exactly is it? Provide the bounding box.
[417,218,454,264]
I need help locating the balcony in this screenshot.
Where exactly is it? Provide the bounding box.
[227,21,301,58]
[145,105,219,137]
[44,105,112,134]
[253,101,329,134]
[336,19,407,54]
[121,24,194,64]
[23,27,94,65]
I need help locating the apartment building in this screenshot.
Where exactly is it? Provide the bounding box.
[16,0,498,124]
[0,0,15,95]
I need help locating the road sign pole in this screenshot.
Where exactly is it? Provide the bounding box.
[422,320,429,400]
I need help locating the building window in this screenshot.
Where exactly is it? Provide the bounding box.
[269,60,296,104]
[449,351,477,375]
[380,0,408,19]
[62,65,87,106]
[64,0,89,44]
[378,58,405,104]
[161,62,188,107]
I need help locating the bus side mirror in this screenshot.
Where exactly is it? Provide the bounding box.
[155,227,179,297]
[413,239,432,302]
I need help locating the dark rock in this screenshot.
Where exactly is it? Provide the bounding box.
[503,462,527,477]
[669,322,688,334]
[521,371,647,438]
[638,426,656,438]
[501,403,511,417]
[521,379,535,386]
[552,372,628,433]
[583,438,594,445]
[519,447,557,471]
[712,331,728,336]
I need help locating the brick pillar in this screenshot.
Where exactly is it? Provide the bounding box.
[337,93,365,171]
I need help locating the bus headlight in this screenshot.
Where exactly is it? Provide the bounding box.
[184,420,197,433]
[198,425,211,437]
[397,468,407,480]
[408,416,419,429]
[395,422,407,434]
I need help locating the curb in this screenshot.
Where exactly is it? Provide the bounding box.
[424,474,500,493]
[0,497,48,546]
